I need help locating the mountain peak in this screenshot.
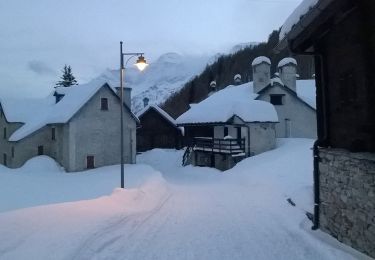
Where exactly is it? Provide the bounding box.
[156,52,183,64]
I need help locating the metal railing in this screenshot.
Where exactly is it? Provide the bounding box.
[191,137,245,155]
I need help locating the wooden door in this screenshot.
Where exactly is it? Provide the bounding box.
[87,156,95,169]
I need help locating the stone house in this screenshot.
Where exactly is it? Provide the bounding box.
[136,100,183,152]
[252,56,317,138]
[279,0,375,257]
[0,81,139,172]
[176,83,278,171]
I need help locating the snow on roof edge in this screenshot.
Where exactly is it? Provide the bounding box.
[137,105,177,127]
[251,56,271,67]
[278,57,297,68]
[279,0,319,41]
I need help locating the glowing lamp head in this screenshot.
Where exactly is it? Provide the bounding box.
[135,55,148,71]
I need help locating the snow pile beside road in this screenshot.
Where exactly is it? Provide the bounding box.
[225,138,314,212]
[21,156,64,173]
[0,156,168,213]
[0,177,170,260]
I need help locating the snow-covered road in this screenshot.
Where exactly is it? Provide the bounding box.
[0,139,369,260]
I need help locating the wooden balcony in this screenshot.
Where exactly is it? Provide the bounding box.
[191,137,246,155]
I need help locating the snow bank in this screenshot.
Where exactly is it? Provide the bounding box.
[21,156,64,173]
[279,0,319,40]
[0,157,167,213]
[251,56,271,66]
[0,175,169,260]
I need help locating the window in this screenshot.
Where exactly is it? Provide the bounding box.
[3,127,6,139]
[101,98,108,110]
[11,147,14,158]
[3,153,7,166]
[224,127,229,137]
[270,95,284,105]
[51,127,56,140]
[38,145,44,155]
[86,155,95,169]
[236,127,241,140]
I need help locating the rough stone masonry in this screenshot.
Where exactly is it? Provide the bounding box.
[319,148,375,258]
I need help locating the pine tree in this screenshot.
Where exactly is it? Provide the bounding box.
[56,65,78,87]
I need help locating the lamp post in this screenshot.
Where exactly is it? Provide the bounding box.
[120,41,148,188]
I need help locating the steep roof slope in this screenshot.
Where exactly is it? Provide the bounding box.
[176,83,278,125]
[2,81,139,142]
[137,105,177,127]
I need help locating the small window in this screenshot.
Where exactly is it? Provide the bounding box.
[101,98,108,110]
[224,127,229,137]
[51,127,56,140]
[3,127,6,139]
[3,153,7,166]
[11,147,14,158]
[38,145,44,155]
[87,155,95,169]
[270,95,284,105]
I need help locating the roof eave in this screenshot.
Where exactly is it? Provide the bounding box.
[276,0,336,53]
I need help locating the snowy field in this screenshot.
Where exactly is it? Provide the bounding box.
[0,139,371,260]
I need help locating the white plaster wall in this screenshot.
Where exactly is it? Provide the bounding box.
[66,86,136,172]
[257,84,317,138]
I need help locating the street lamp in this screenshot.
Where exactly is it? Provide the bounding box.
[119,41,148,189]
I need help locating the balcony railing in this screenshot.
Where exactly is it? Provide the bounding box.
[191,137,246,155]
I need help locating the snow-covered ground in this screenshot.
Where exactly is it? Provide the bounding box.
[0,139,370,260]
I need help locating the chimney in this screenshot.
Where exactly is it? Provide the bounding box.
[143,97,149,108]
[252,56,271,93]
[53,87,65,103]
[208,81,217,96]
[278,57,297,92]
[234,74,242,85]
[116,87,132,108]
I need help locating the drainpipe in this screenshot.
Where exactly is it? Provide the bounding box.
[311,53,329,230]
[247,125,251,156]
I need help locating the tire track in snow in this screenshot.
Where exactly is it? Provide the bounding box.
[69,192,172,260]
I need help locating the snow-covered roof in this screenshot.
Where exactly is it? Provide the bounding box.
[3,81,138,142]
[0,97,54,123]
[271,77,284,86]
[251,56,271,67]
[137,105,177,127]
[279,0,319,41]
[54,86,73,95]
[278,58,297,68]
[296,80,316,109]
[234,74,241,80]
[176,77,316,126]
[176,82,278,125]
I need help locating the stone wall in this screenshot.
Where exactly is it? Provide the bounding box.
[319,148,375,258]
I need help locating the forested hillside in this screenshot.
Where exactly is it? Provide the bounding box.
[161,30,315,118]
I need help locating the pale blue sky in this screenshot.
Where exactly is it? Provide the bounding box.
[0,0,301,98]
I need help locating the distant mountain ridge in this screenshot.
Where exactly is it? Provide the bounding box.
[161,30,315,119]
[93,52,211,114]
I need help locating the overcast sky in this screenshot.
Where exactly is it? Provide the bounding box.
[0,0,302,98]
